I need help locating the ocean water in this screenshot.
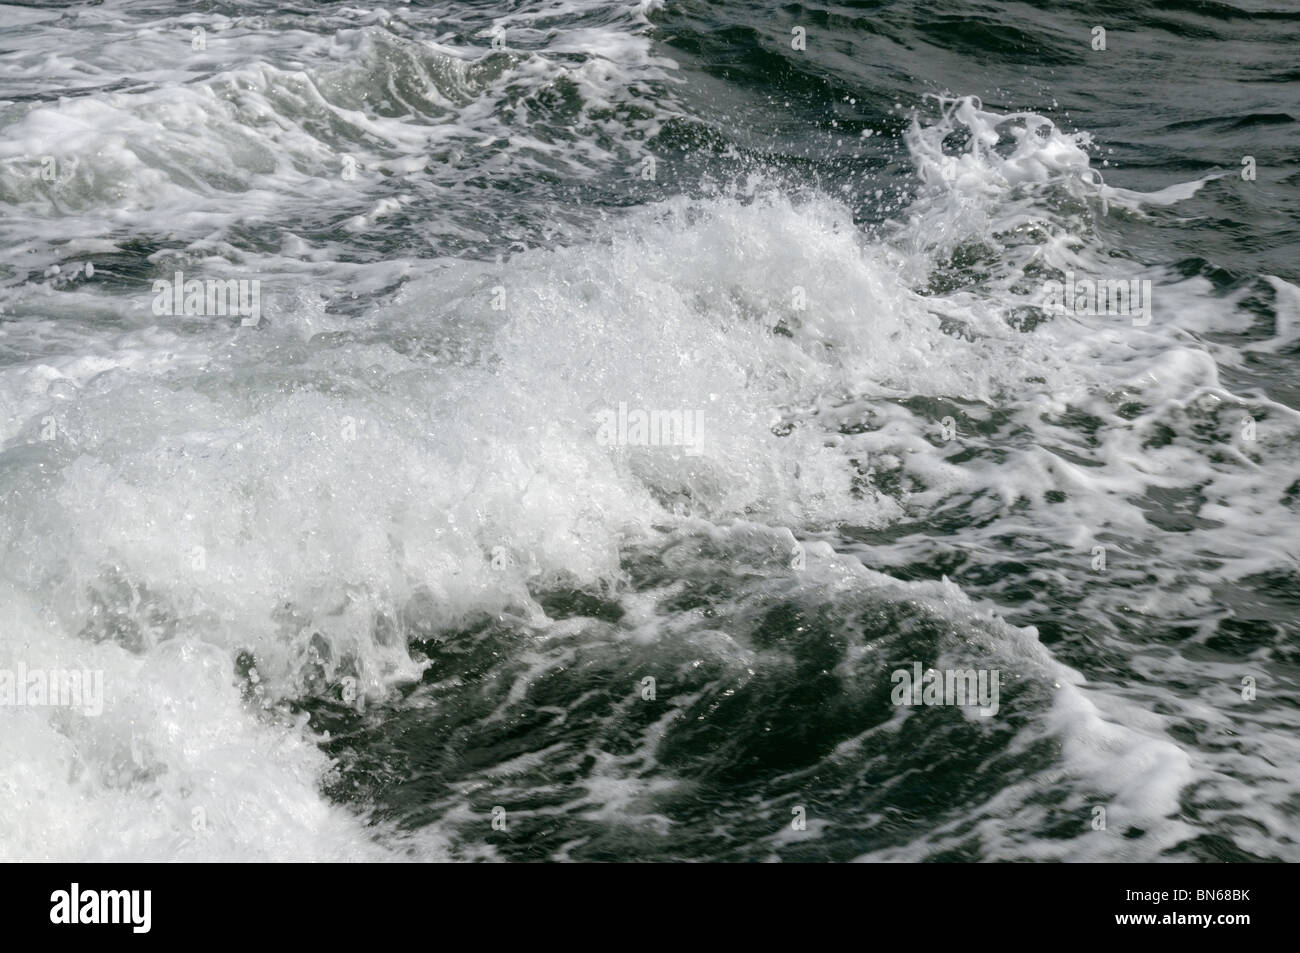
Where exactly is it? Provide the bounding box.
[0,0,1297,862]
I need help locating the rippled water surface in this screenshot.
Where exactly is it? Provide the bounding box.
[1,0,1298,861]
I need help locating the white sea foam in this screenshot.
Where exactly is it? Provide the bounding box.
[1,7,1296,861]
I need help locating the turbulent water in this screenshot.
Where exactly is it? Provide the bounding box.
[1,0,1298,862]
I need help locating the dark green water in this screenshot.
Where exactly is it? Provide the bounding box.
[0,0,1297,861]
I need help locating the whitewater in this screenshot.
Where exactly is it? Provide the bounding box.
[1,0,1297,862]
